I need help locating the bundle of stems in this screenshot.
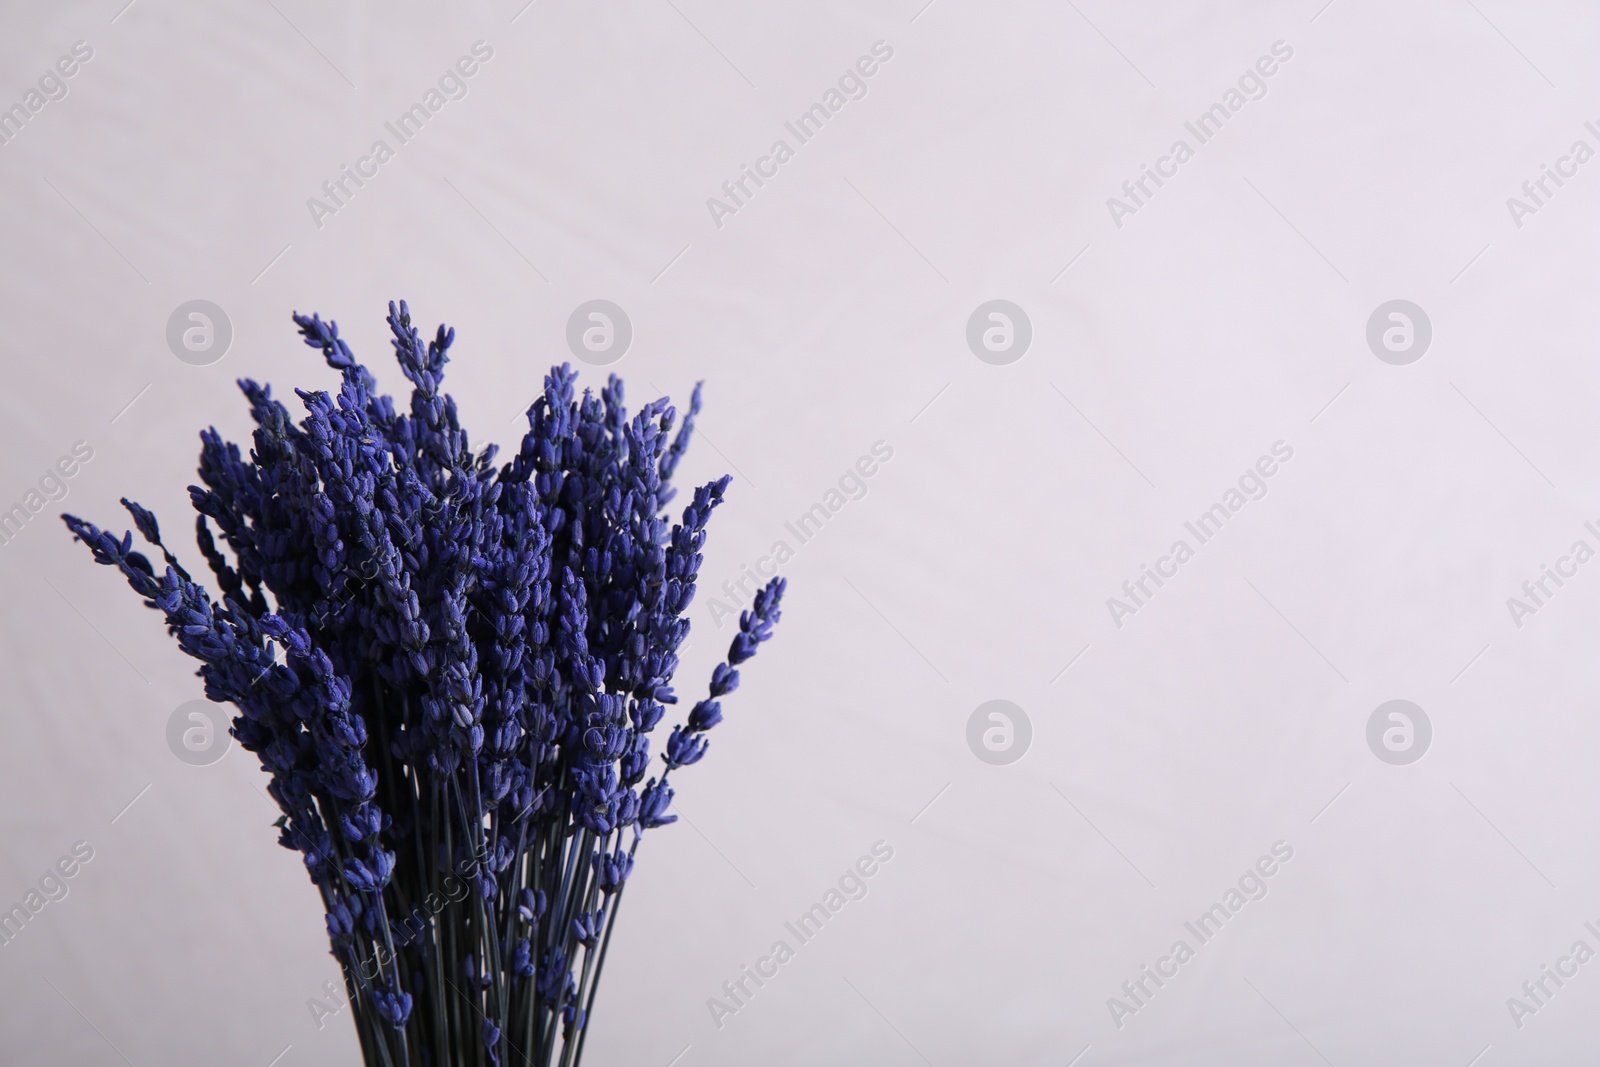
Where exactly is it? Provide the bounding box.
[63,302,784,1066]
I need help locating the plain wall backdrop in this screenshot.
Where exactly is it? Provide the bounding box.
[2,1,1599,1064]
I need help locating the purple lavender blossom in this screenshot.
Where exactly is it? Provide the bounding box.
[62,301,784,1067]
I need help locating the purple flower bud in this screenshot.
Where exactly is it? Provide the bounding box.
[664,726,709,769]
[511,938,534,976]
[372,987,413,1028]
[325,902,354,945]
[687,700,722,731]
[709,663,739,697]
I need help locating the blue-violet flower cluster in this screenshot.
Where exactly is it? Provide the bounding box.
[63,302,785,1067]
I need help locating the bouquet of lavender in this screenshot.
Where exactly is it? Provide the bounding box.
[63,302,784,1067]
